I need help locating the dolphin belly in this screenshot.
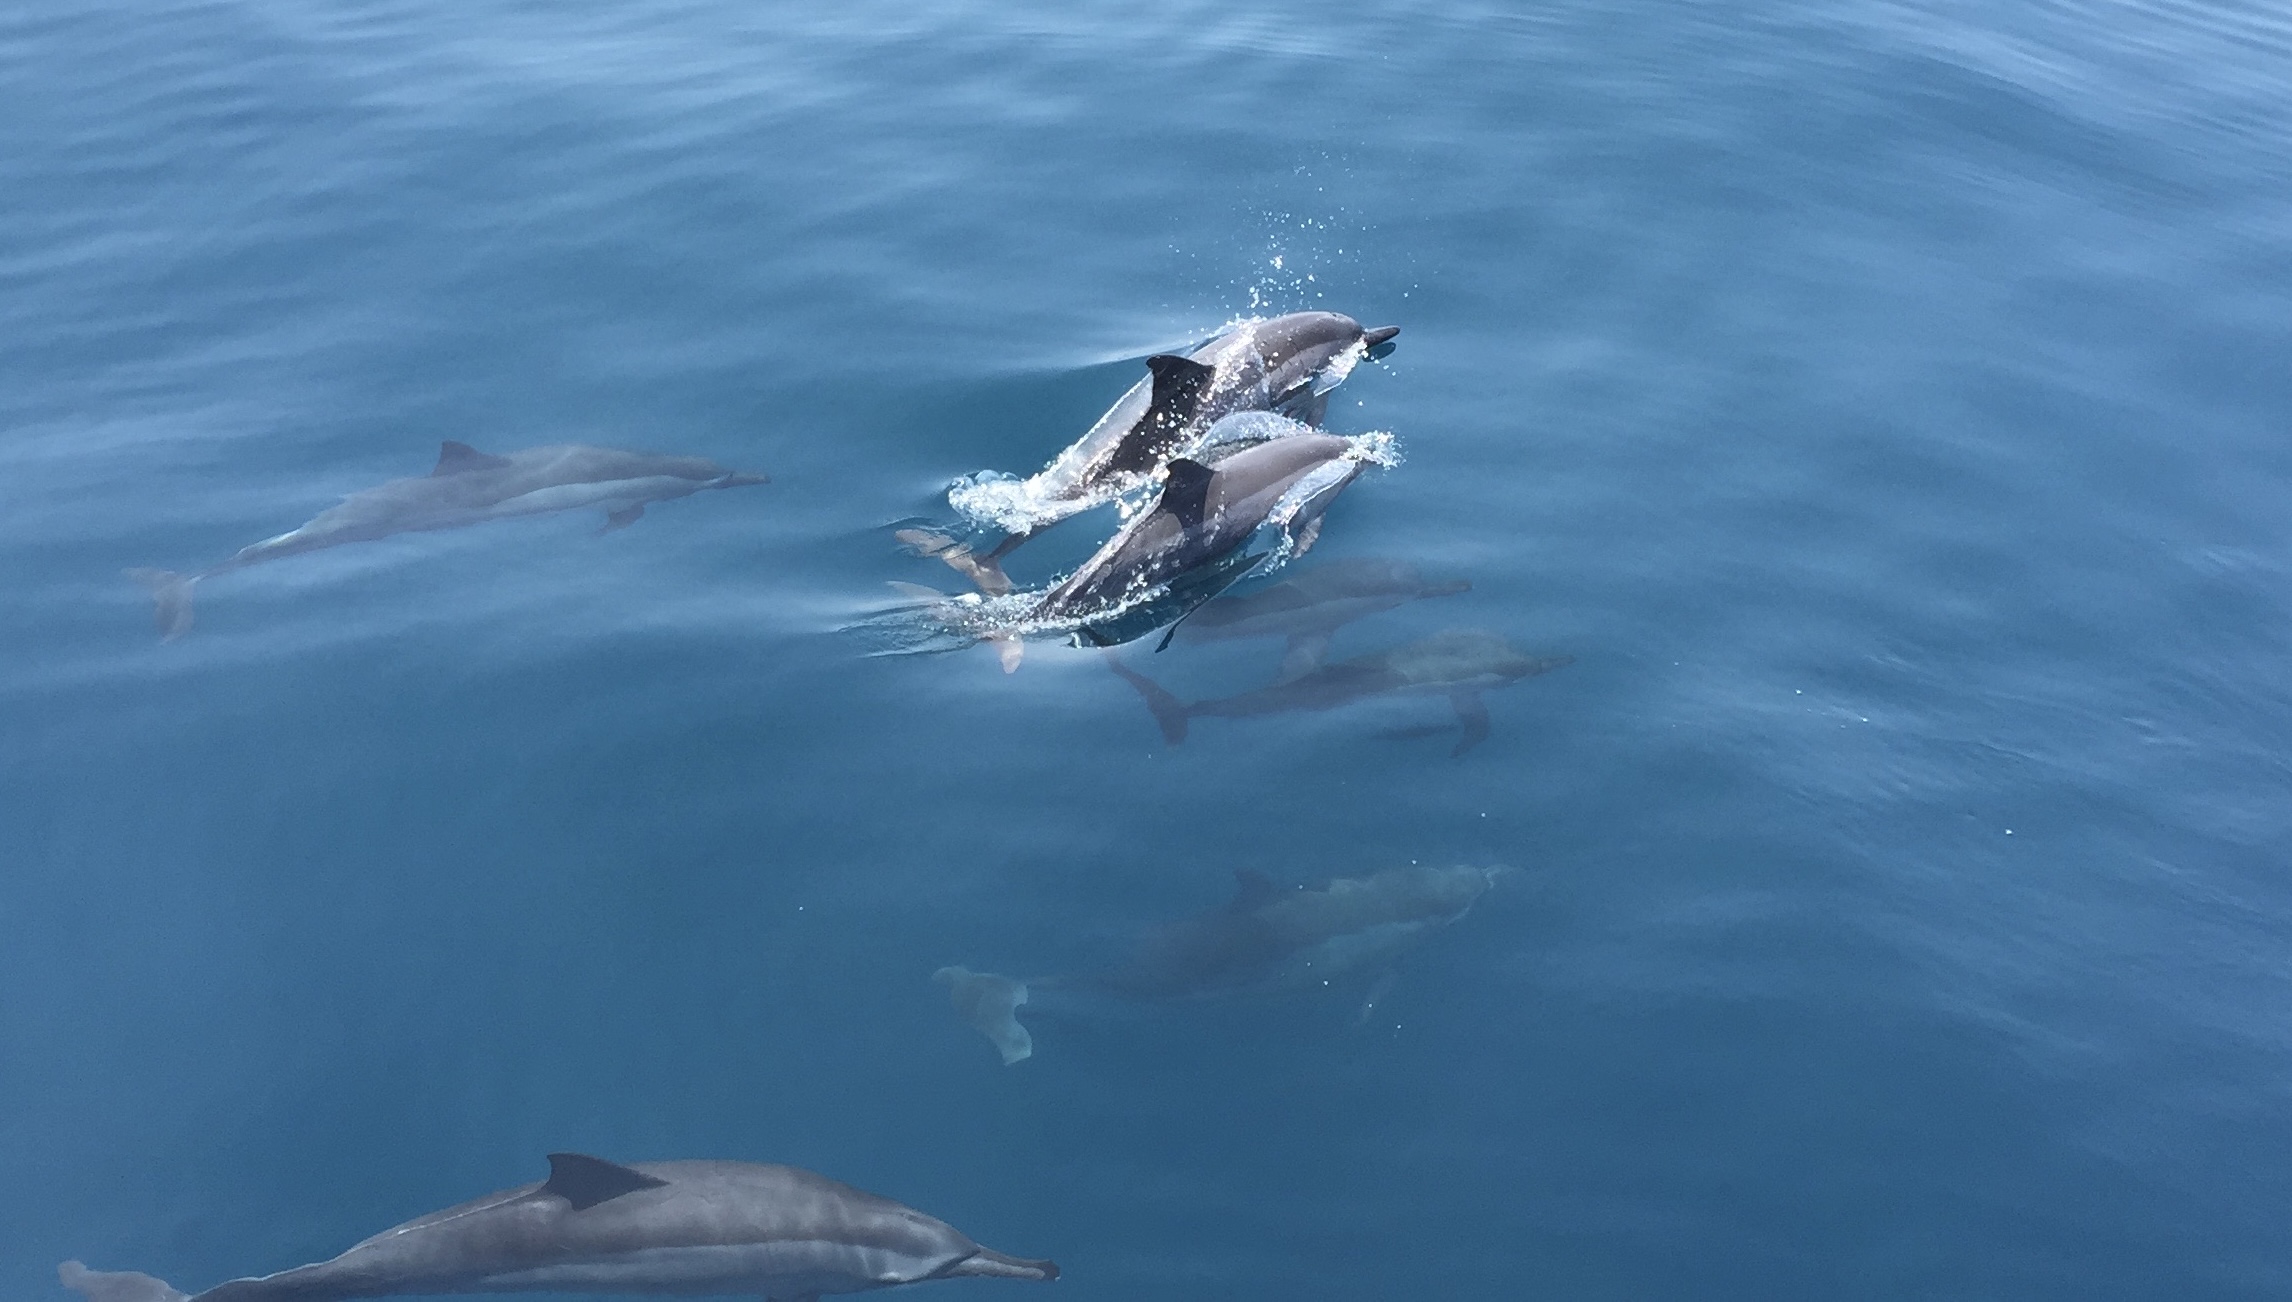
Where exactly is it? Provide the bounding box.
[471,1241,952,1296]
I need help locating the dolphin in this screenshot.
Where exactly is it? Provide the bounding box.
[935,865,1505,1064]
[1024,430,1388,643]
[126,441,768,638]
[922,312,1398,594]
[1109,628,1571,756]
[1175,557,1471,679]
[59,1153,1055,1302]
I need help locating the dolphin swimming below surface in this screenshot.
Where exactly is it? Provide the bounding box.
[936,864,1507,1064]
[921,312,1398,594]
[59,1153,1055,1302]
[1175,557,1471,679]
[126,441,768,639]
[1110,627,1571,756]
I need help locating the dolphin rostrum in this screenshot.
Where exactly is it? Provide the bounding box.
[1109,628,1571,756]
[1175,557,1471,679]
[126,441,768,638]
[936,864,1506,1064]
[59,1153,1055,1302]
[921,312,1398,594]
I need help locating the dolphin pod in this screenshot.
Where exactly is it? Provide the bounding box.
[60,1154,1054,1302]
[930,311,1399,594]
[936,865,1508,1065]
[127,440,767,639]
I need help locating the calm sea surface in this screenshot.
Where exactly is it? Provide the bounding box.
[5,1,2291,1298]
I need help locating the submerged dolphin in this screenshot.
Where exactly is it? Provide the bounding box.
[127,441,768,638]
[923,312,1398,593]
[59,1153,1054,1302]
[936,864,1505,1064]
[1176,557,1470,679]
[1110,628,1571,756]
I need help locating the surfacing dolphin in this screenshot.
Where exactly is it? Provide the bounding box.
[1022,428,1393,648]
[127,441,768,639]
[60,1152,1054,1302]
[917,312,1397,594]
[1175,557,1471,679]
[1109,627,1571,756]
[936,864,1506,1064]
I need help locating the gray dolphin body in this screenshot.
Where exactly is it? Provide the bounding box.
[60,1154,1054,1302]
[935,865,1504,1064]
[1110,628,1571,756]
[1026,431,1381,638]
[127,441,768,639]
[1176,558,1470,679]
[929,312,1397,593]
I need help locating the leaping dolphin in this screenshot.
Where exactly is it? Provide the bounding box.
[59,1153,1055,1302]
[936,864,1506,1064]
[922,312,1398,594]
[1175,557,1471,679]
[1109,628,1571,756]
[126,441,768,639]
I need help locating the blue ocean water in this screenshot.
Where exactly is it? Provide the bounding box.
[5,0,2290,1298]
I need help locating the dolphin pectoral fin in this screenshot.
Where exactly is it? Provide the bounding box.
[598,504,645,534]
[992,633,1026,673]
[541,1152,669,1210]
[432,440,514,476]
[59,1262,188,1302]
[1450,690,1491,757]
[1278,632,1333,682]
[1288,514,1325,556]
[1105,653,1189,744]
[124,569,196,641]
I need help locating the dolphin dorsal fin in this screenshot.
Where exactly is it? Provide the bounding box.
[542,1153,669,1210]
[1158,459,1216,529]
[1144,353,1216,424]
[1229,868,1279,912]
[433,441,514,476]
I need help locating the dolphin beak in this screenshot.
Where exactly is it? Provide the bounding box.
[717,471,771,487]
[1362,325,1400,359]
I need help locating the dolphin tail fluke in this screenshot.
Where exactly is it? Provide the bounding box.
[933,966,1034,1065]
[945,1249,1059,1282]
[59,1262,189,1302]
[1104,654,1188,745]
[123,569,196,641]
[896,529,1012,597]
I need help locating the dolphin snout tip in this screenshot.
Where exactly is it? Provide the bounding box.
[719,470,771,487]
[1362,325,1400,352]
